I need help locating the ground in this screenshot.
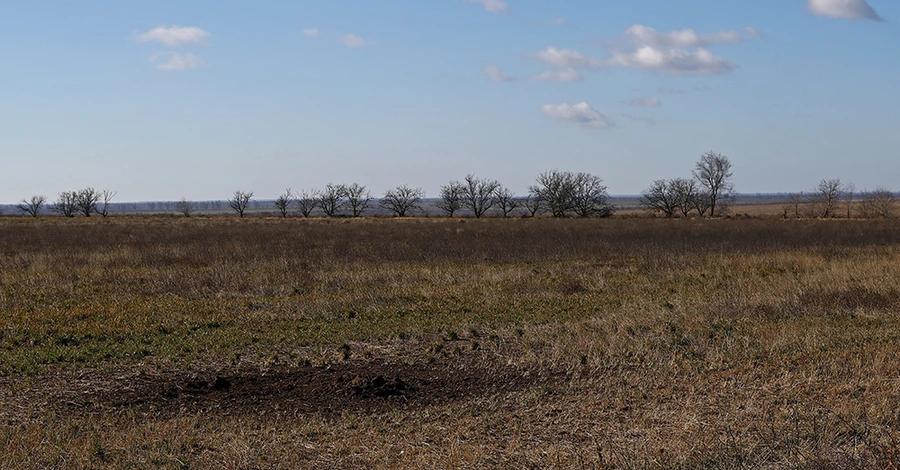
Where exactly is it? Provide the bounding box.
[1,215,899,468]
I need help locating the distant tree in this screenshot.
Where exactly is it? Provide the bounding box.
[462,174,500,218]
[229,190,253,218]
[53,192,77,218]
[811,179,843,218]
[523,195,543,217]
[494,186,519,218]
[843,182,855,219]
[784,192,805,219]
[296,190,318,217]
[17,195,47,218]
[318,184,346,217]
[344,183,371,217]
[693,151,734,217]
[380,185,423,217]
[641,180,679,217]
[570,173,613,218]
[274,188,293,218]
[97,189,116,218]
[437,181,465,217]
[530,170,574,218]
[74,188,100,217]
[176,198,195,217]
[860,188,896,219]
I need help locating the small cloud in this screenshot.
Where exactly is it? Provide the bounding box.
[743,26,764,38]
[531,68,583,82]
[626,96,661,107]
[150,51,204,71]
[465,0,508,13]
[484,66,517,83]
[303,28,321,38]
[341,34,373,48]
[607,45,735,76]
[622,114,657,126]
[808,0,883,21]
[541,102,615,129]
[137,26,210,46]
[530,46,604,70]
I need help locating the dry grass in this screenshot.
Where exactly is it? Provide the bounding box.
[2,216,900,468]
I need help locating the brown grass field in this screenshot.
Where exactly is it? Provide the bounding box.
[2,215,900,468]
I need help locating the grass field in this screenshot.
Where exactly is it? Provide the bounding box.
[2,216,900,468]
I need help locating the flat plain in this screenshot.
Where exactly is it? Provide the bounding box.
[2,215,900,468]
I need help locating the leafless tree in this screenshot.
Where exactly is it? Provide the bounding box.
[843,182,855,219]
[437,181,465,218]
[176,198,195,217]
[344,183,371,217]
[860,188,896,218]
[97,189,116,218]
[461,175,500,218]
[73,188,101,217]
[811,179,843,218]
[530,170,612,218]
[18,195,47,218]
[53,191,77,217]
[523,195,543,217]
[670,178,701,217]
[530,170,573,218]
[641,179,679,217]
[296,190,318,217]
[229,190,253,218]
[318,184,346,217]
[784,192,805,219]
[274,189,293,218]
[494,186,519,218]
[380,185,423,217]
[693,151,734,217]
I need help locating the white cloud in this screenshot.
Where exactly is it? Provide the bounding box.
[484,66,517,82]
[137,26,210,46]
[531,47,603,70]
[541,102,615,129]
[341,34,372,48]
[608,45,735,76]
[149,51,204,71]
[808,0,883,20]
[303,28,321,38]
[532,68,583,82]
[743,26,764,38]
[626,96,661,107]
[466,0,508,13]
[621,24,746,49]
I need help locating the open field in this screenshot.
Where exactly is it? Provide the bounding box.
[2,217,900,468]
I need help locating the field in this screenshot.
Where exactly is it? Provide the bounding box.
[2,216,900,468]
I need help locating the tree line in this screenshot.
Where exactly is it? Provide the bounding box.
[9,152,896,218]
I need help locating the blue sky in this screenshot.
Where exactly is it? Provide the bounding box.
[1,0,898,202]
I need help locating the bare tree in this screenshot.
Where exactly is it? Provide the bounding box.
[176,198,195,217]
[843,182,855,219]
[97,190,116,218]
[641,180,679,217]
[274,189,293,218]
[318,184,346,217]
[73,188,100,217]
[344,183,371,217]
[570,173,613,218]
[53,192,77,218]
[494,186,519,218]
[380,185,423,217]
[530,170,575,218]
[437,181,465,218]
[784,192,805,219]
[296,190,318,217]
[693,151,734,217]
[18,195,47,218]
[811,179,843,218]
[229,190,253,218]
[860,188,896,219]
[523,195,543,217]
[462,174,500,218]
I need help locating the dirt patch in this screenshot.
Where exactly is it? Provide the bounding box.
[68,356,558,417]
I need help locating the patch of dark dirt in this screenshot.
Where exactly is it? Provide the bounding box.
[69,356,560,417]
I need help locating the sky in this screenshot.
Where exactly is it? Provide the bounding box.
[1,0,898,202]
